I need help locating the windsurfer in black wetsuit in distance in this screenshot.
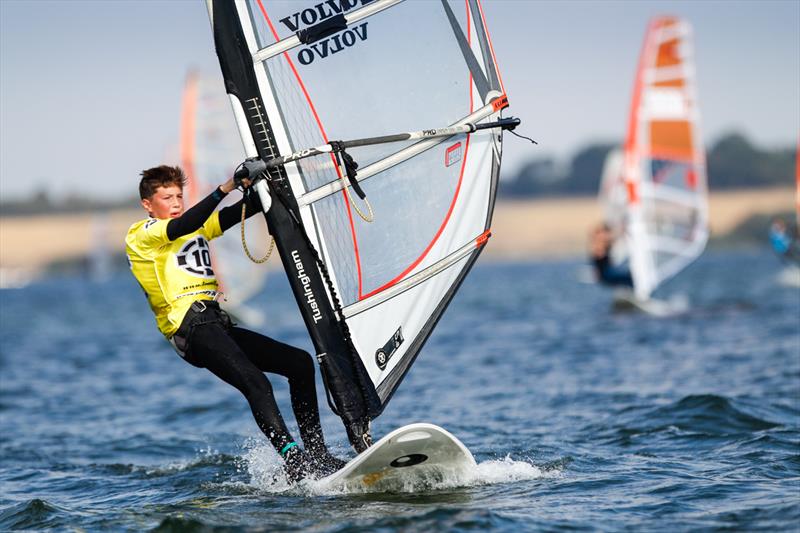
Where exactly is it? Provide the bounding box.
[590,223,634,287]
[769,217,800,264]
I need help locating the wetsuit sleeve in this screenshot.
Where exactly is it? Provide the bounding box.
[166,187,228,241]
[218,193,263,233]
[593,254,610,276]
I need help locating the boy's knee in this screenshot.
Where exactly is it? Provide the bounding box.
[296,350,315,378]
[243,372,273,398]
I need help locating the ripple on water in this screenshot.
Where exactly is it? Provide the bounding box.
[0,499,75,530]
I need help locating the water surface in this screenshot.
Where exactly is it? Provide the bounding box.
[1,250,798,530]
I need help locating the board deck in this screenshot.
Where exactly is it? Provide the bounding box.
[318,423,476,493]
[612,289,689,317]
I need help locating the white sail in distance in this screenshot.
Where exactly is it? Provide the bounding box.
[607,16,709,301]
[180,70,269,326]
[598,148,629,267]
[206,0,511,448]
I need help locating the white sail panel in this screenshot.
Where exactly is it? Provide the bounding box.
[347,253,472,400]
[235,0,505,407]
[247,0,493,189]
[598,148,629,266]
[343,127,497,399]
[599,148,625,230]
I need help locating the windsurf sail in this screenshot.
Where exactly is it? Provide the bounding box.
[795,139,799,229]
[598,148,629,267]
[604,16,709,301]
[206,0,511,451]
[180,70,269,326]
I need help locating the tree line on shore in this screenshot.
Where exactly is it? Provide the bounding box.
[1,191,138,217]
[501,131,796,198]
[1,131,795,216]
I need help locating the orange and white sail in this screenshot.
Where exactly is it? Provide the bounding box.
[795,139,799,228]
[614,16,709,301]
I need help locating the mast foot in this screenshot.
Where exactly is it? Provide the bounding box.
[345,417,373,454]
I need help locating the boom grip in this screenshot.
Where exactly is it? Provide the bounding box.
[234,157,268,187]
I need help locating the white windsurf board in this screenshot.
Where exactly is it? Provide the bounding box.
[318,423,476,493]
[612,289,689,317]
[777,264,800,288]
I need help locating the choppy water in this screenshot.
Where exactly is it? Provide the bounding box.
[1,250,798,531]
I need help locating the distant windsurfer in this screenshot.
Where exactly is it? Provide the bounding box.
[125,165,345,483]
[769,217,800,264]
[590,223,634,287]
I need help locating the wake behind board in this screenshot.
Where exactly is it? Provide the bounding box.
[777,264,800,288]
[319,423,476,493]
[612,289,689,317]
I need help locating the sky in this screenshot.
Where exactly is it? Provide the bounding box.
[1,0,798,201]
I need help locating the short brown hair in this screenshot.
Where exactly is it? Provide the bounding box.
[139,165,187,200]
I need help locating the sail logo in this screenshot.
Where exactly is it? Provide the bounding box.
[445,142,462,167]
[279,0,374,66]
[375,327,403,370]
[291,250,322,323]
[175,236,215,279]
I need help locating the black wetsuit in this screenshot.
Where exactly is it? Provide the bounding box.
[178,306,328,459]
[167,189,336,469]
[593,253,634,287]
[166,186,259,241]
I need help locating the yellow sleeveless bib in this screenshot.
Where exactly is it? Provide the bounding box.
[125,213,223,338]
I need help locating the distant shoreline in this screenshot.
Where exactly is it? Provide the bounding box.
[0,187,793,276]
[488,186,794,260]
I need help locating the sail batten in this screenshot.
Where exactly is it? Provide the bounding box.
[296,100,504,206]
[343,231,486,318]
[638,182,704,206]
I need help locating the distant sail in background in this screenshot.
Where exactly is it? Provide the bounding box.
[89,212,112,282]
[598,148,628,267]
[602,16,709,301]
[180,71,268,326]
[791,140,800,275]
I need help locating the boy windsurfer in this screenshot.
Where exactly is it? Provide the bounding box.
[125,164,345,482]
